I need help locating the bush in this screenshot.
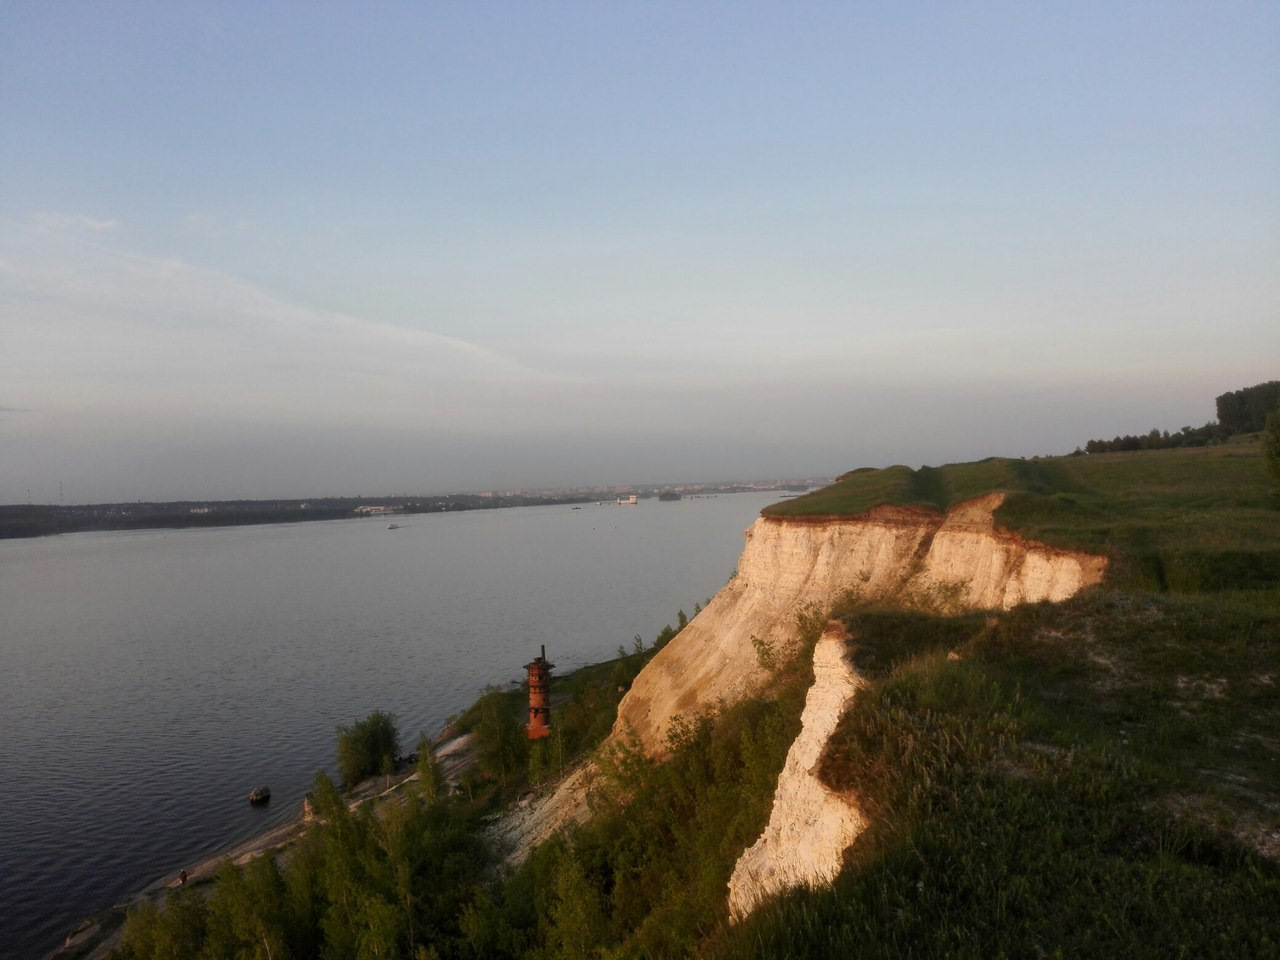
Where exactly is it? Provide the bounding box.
[336,710,399,789]
[1265,399,1280,494]
[115,769,489,960]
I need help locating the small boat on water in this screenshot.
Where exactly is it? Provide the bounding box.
[248,785,271,805]
[387,523,401,530]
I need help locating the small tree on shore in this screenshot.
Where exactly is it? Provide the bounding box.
[473,687,525,789]
[415,732,446,801]
[336,710,399,789]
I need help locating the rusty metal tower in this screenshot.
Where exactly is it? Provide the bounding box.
[524,645,554,740]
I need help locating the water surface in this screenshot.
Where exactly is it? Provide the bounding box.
[0,493,777,958]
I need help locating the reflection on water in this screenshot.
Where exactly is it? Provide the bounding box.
[0,493,778,958]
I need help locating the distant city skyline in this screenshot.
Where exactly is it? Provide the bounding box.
[3,3,1277,503]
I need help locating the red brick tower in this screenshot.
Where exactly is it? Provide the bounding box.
[524,645,554,740]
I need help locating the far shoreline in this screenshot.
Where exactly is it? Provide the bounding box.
[1,481,822,541]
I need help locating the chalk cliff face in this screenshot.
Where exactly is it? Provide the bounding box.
[501,494,1105,870]
[727,621,866,920]
[613,493,1106,755]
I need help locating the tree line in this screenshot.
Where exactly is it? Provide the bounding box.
[1079,380,1278,454]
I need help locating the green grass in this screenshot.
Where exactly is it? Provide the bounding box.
[709,589,1280,958]
[116,443,1279,959]
[475,445,1280,957]
[450,620,683,799]
[766,442,1280,592]
[698,443,1280,956]
[765,455,1086,517]
[486,636,817,959]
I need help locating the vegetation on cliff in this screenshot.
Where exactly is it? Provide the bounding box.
[109,611,700,960]
[718,423,1280,957]
[766,440,1280,593]
[712,588,1280,958]
[1068,379,1279,454]
[110,424,1280,958]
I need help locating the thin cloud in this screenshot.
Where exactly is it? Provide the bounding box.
[1,222,556,435]
[31,212,119,234]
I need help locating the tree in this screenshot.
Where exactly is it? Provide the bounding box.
[1265,399,1280,494]
[336,711,399,789]
[117,886,207,960]
[547,849,607,960]
[415,732,446,801]
[201,857,292,960]
[473,688,525,789]
[1217,380,1280,433]
[653,624,676,650]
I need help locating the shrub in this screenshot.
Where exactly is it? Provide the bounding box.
[336,710,399,788]
[1265,399,1280,494]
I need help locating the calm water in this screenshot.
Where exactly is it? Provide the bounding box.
[0,492,779,959]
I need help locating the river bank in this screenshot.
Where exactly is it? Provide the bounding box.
[5,492,784,959]
[42,732,480,960]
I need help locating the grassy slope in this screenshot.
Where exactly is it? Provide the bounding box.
[766,440,1280,591]
[476,443,1280,958]
[708,442,1280,958]
[109,444,1278,959]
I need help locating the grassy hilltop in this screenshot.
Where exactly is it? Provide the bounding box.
[767,439,1280,592]
[108,440,1280,960]
[725,439,1280,958]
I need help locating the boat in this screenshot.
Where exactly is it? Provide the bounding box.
[387,523,401,530]
[248,785,271,805]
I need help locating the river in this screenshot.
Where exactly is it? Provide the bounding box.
[0,492,781,958]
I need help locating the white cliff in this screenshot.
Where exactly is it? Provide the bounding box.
[727,621,865,920]
[614,493,1105,755]
[500,494,1105,868]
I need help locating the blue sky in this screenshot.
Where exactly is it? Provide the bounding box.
[2,2,1277,502]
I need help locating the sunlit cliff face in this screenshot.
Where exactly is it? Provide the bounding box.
[499,498,1105,866]
[613,494,1106,755]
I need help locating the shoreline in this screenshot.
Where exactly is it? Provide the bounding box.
[42,731,478,960]
[1,484,814,541]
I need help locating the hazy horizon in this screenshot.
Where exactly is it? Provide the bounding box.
[4,4,1277,504]
[4,474,831,508]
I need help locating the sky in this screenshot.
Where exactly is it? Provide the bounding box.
[2,2,1277,503]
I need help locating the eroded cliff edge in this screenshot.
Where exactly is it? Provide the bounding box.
[614,492,1105,756]
[727,620,865,920]
[499,493,1106,866]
